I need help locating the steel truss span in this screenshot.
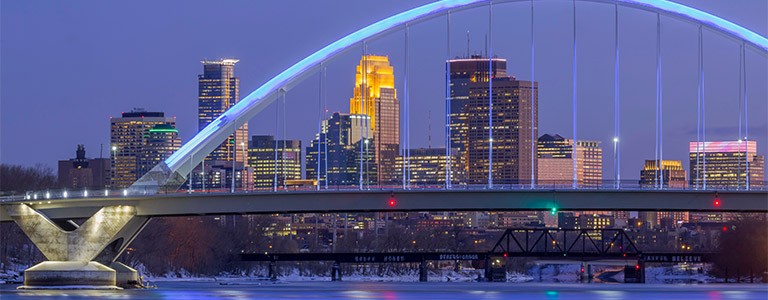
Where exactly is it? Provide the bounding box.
[134,0,768,192]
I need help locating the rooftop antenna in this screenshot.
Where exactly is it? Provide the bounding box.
[428,110,432,149]
[485,34,488,57]
[467,30,470,58]
[100,144,103,159]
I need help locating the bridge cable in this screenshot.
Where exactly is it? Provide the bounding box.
[531,0,535,188]
[446,13,452,189]
[317,63,323,191]
[488,1,494,188]
[324,66,328,190]
[655,13,661,189]
[572,0,578,189]
[614,1,620,189]
[405,25,411,189]
[738,43,743,189]
[283,87,287,190]
[360,42,366,190]
[743,42,749,189]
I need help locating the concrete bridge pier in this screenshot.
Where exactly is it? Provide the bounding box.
[2,204,149,289]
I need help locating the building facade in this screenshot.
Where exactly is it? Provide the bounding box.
[689,141,764,189]
[639,160,687,188]
[58,145,110,190]
[248,135,302,188]
[110,109,176,188]
[306,112,375,187]
[394,148,460,186]
[349,55,399,185]
[199,59,248,164]
[537,134,602,187]
[465,75,538,185]
[449,56,507,183]
[140,124,182,177]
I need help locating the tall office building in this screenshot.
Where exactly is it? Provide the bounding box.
[537,134,602,187]
[394,148,460,186]
[306,112,375,186]
[639,160,687,188]
[689,141,764,189]
[58,145,110,189]
[199,59,248,164]
[465,71,538,185]
[110,109,176,188]
[248,135,302,188]
[449,55,506,161]
[349,55,398,185]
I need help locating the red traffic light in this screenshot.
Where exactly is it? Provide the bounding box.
[722,226,727,231]
[503,253,508,257]
[714,199,721,206]
[635,265,640,270]
[389,199,396,207]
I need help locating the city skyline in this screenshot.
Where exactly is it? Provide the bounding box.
[1,0,766,183]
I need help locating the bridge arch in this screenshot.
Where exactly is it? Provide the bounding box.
[134,0,768,190]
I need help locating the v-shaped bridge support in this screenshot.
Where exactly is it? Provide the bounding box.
[2,204,150,288]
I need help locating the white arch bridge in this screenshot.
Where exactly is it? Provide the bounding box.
[2,0,768,289]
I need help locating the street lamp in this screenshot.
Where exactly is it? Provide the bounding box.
[613,137,619,189]
[240,142,246,192]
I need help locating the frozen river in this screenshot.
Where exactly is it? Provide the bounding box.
[2,281,767,299]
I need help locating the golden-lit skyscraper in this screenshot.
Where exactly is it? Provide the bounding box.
[537,134,602,187]
[639,160,687,188]
[110,109,177,188]
[199,59,248,165]
[689,141,764,189]
[349,55,399,185]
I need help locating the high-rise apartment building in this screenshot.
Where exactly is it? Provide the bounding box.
[537,134,602,187]
[689,141,764,189]
[199,59,248,164]
[306,112,375,186]
[58,145,110,190]
[110,109,176,188]
[639,160,687,188]
[349,55,398,185]
[248,135,302,188]
[465,73,538,185]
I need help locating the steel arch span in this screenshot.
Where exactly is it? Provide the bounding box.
[132,0,768,191]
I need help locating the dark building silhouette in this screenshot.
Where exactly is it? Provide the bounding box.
[58,145,110,189]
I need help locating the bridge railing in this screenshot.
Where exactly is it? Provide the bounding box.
[2,179,765,203]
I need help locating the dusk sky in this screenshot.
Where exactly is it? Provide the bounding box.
[1,0,766,181]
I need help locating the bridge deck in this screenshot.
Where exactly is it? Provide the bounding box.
[2,189,766,222]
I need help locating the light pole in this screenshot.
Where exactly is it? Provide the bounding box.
[241,142,246,191]
[613,137,618,189]
[111,145,117,188]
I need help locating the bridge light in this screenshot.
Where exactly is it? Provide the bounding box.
[105,189,109,196]
[503,253,507,257]
[84,190,88,197]
[714,199,721,207]
[63,191,68,198]
[123,189,128,196]
[45,192,50,199]
[722,226,727,231]
[550,208,557,215]
[635,265,640,270]
[389,199,396,206]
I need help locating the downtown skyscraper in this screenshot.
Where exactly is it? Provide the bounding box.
[306,112,375,186]
[110,109,177,188]
[199,59,248,165]
[349,55,398,185]
[455,55,538,185]
[248,135,302,188]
